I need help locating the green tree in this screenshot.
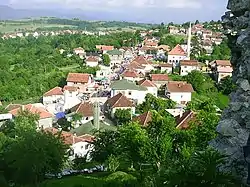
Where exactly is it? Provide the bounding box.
[102,54,111,66]
[106,154,120,173]
[114,109,132,125]
[217,76,236,95]
[57,117,73,131]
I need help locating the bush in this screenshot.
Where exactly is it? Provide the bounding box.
[104,171,138,187]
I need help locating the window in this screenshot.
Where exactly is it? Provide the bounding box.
[81,146,84,149]
[184,66,187,68]
[85,144,89,150]
[176,60,178,63]
[181,95,183,98]
[128,91,132,95]
[86,117,89,120]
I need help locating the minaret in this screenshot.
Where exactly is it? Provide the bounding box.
[187,22,192,60]
[93,102,100,130]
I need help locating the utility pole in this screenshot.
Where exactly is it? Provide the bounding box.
[187,22,192,60]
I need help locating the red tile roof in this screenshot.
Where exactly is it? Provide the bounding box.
[151,74,170,81]
[175,110,196,129]
[43,87,63,97]
[215,60,231,66]
[168,44,186,56]
[63,86,79,92]
[167,81,194,93]
[96,45,114,51]
[86,56,98,62]
[105,93,135,108]
[70,102,94,117]
[45,127,94,145]
[66,73,90,84]
[180,60,199,66]
[9,104,53,119]
[133,111,152,127]
[137,79,157,87]
[122,70,140,78]
[132,56,151,65]
[158,63,173,68]
[5,104,22,111]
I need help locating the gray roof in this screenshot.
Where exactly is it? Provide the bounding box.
[107,49,123,56]
[111,79,147,91]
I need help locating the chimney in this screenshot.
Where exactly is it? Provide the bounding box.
[179,109,183,118]
[93,102,100,130]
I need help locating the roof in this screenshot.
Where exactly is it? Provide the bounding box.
[106,49,123,56]
[215,60,231,66]
[158,63,173,68]
[137,79,157,87]
[133,111,152,127]
[151,74,170,82]
[74,47,84,51]
[111,79,147,91]
[63,86,79,92]
[175,110,196,129]
[158,45,170,51]
[168,44,186,56]
[167,81,194,93]
[122,70,140,78]
[96,45,114,51]
[105,93,135,108]
[5,104,22,111]
[70,102,94,117]
[43,87,63,97]
[66,73,90,84]
[9,104,53,119]
[217,66,233,73]
[180,60,199,66]
[132,56,151,65]
[86,56,98,62]
[45,127,94,145]
[127,61,144,70]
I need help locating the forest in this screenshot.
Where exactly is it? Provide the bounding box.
[0,31,141,103]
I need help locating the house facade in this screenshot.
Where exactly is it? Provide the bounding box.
[86,56,99,67]
[168,44,188,67]
[121,70,143,82]
[137,79,158,97]
[210,60,233,82]
[180,60,200,76]
[106,49,123,67]
[157,63,173,74]
[43,87,64,105]
[66,73,92,87]
[151,74,170,88]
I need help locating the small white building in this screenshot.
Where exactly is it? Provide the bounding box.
[96,65,112,79]
[74,47,85,55]
[165,81,194,105]
[151,74,170,88]
[168,44,188,67]
[158,63,173,74]
[43,87,64,105]
[137,79,158,97]
[180,60,200,76]
[66,73,92,87]
[104,93,135,118]
[106,49,123,67]
[210,60,233,83]
[121,70,143,82]
[86,56,99,67]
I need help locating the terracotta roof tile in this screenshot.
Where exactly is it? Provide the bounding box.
[180,60,199,66]
[5,104,22,111]
[66,73,90,84]
[137,79,157,87]
[217,66,233,73]
[175,110,196,129]
[70,102,94,117]
[167,81,194,93]
[105,93,135,108]
[151,74,170,81]
[215,60,231,66]
[127,61,144,70]
[63,86,79,92]
[122,70,140,78]
[158,63,173,68]
[86,56,98,62]
[133,111,152,127]
[96,45,114,51]
[168,44,186,56]
[43,87,63,97]
[132,56,150,65]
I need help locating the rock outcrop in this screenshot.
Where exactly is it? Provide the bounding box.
[210,0,250,184]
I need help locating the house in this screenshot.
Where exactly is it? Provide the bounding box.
[45,127,94,160]
[210,60,233,82]
[86,56,99,67]
[106,49,123,67]
[121,70,143,82]
[110,79,149,104]
[43,87,64,105]
[132,56,154,73]
[74,47,85,55]
[96,65,112,79]
[9,104,53,129]
[165,81,194,105]
[137,79,158,97]
[157,45,170,56]
[66,73,92,87]
[104,93,135,118]
[143,40,158,48]
[133,111,152,127]
[175,110,196,129]
[168,26,180,34]
[180,60,200,76]
[96,45,114,54]
[68,102,104,128]
[151,74,170,88]
[167,44,188,67]
[157,63,173,74]
[120,48,134,59]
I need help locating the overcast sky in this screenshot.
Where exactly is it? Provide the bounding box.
[1,0,229,23]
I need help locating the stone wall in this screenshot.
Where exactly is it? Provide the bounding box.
[210,0,250,183]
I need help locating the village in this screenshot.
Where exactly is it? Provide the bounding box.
[0,22,232,162]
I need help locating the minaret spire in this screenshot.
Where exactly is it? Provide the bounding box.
[187,22,192,60]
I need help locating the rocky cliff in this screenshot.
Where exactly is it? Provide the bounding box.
[210,0,250,184]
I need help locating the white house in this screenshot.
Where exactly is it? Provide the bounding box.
[151,74,170,88]
[180,60,200,76]
[110,79,149,105]
[158,63,173,74]
[104,93,135,118]
[210,60,233,82]
[168,44,188,67]
[132,56,154,73]
[74,47,85,55]
[66,73,92,87]
[96,65,112,79]
[137,79,158,97]
[96,45,114,54]
[165,81,194,105]
[86,56,99,67]
[106,49,123,67]
[63,86,82,111]
[43,87,64,105]
[121,70,143,82]
[122,48,134,59]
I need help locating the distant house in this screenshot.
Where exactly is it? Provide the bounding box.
[43,87,64,105]
[106,49,123,67]
[168,26,180,35]
[151,74,170,88]
[167,44,188,67]
[210,60,233,82]
[63,86,81,111]
[96,45,114,54]
[74,47,85,59]
[86,56,99,67]
[121,70,143,82]
[110,79,149,104]
[137,79,158,97]
[131,56,154,73]
[120,48,134,59]
[157,63,173,74]
[45,127,94,160]
[165,81,194,105]
[104,93,135,118]
[66,73,92,87]
[96,65,112,79]
[8,104,53,129]
[175,110,196,129]
[180,60,200,76]
[133,111,152,127]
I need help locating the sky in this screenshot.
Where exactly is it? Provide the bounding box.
[1,0,229,23]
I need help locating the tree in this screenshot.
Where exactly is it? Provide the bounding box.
[195,20,200,25]
[106,155,120,173]
[57,117,73,131]
[102,54,111,66]
[114,109,132,125]
[217,76,236,95]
